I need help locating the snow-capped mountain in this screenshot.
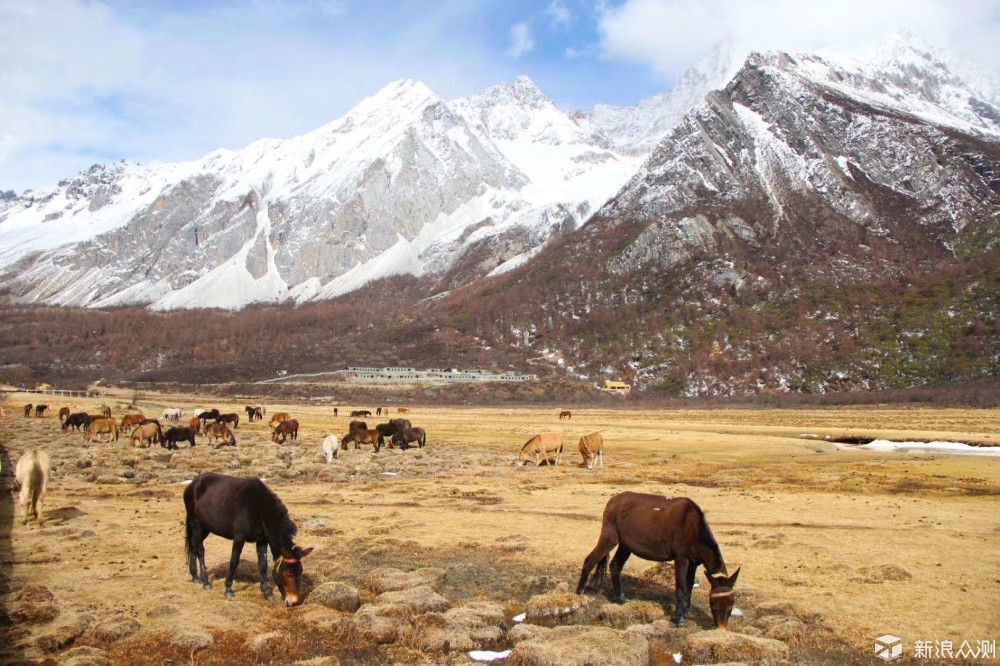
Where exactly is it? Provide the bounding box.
[0,37,996,313]
[0,75,641,310]
[588,39,999,283]
[576,40,744,155]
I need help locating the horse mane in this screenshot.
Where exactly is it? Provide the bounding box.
[692,502,726,575]
[257,481,297,549]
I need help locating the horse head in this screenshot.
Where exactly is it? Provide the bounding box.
[705,567,740,630]
[272,546,314,607]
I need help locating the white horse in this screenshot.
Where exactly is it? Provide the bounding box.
[322,435,340,463]
[15,449,50,525]
[162,407,182,421]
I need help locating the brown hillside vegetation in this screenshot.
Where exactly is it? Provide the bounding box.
[2,390,998,665]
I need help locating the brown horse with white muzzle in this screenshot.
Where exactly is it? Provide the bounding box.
[576,492,739,628]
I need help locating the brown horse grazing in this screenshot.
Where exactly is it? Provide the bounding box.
[397,407,410,414]
[163,426,197,450]
[35,404,49,417]
[516,433,565,467]
[121,413,146,430]
[23,403,32,417]
[244,406,257,422]
[100,405,112,418]
[559,410,572,420]
[205,421,237,447]
[268,412,291,428]
[349,409,371,418]
[272,419,299,444]
[579,432,604,470]
[85,418,119,442]
[576,492,740,628]
[15,449,50,525]
[391,426,426,450]
[130,422,164,448]
[58,406,71,423]
[63,412,91,431]
[188,416,202,435]
[217,413,240,429]
[341,421,368,449]
[342,427,379,451]
[184,472,313,605]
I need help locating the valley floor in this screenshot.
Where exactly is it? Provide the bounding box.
[1,393,998,664]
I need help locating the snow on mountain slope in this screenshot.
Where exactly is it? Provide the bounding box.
[1,36,996,311]
[451,76,640,217]
[576,40,744,155]
[597,44,1000,281]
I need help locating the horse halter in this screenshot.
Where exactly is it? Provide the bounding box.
[272,555,299,575]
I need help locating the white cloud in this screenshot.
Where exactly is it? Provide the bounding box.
[598,0,1000,82]
[0,0,511,191]
[508,22,535,58]
[547,0,572,27]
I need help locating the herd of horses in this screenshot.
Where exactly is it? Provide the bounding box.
[8,402,740,629]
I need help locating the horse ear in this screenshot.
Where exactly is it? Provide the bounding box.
[297,546,314,558]
[727,567,740,586]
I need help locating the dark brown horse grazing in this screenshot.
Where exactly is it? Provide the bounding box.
[63,412,91,431]
[217,413,240,429]
[576,492,740,628]
[271,419,299,444]
[184,472,313,605]
[391,426,426,450]
[163,426,197,450]
[559,410,572,420]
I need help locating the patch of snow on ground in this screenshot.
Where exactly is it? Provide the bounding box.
[859,440,1000,456]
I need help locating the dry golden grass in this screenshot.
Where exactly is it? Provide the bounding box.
[1,388,998,664]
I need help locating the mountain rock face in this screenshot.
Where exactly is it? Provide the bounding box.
[446,41,999,396]
[596,43,1000,282]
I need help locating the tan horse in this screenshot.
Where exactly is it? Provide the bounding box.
[517,433,565,467]
[397,407,410,414]
[58,406,71,423]
[15,449,50,525]
[268,412,291,428]
[85,417,119,442]
[130,422,163,448]
[188,416,203,435]
[204,421,237,448]
[559,410,572,420]
[342,427,379,451]
[579,432,604,470]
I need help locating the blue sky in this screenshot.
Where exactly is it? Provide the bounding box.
[1,0,998,192]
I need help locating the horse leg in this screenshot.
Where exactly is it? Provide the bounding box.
[673,558,690,626]
[684,560,697,618]
[609,544,632,603]
[256,542,274,601]
[195,533,211,590]
[224,539,246,599]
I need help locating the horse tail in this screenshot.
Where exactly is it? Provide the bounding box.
[594,554,609,586]
[420,430,426,448]
[183,483,196,559]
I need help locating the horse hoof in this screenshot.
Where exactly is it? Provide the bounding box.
[673,616,685,627]
[264,592,275,602]
[614,596,627,605]
[203,583,213,591]
[224,590,234,599]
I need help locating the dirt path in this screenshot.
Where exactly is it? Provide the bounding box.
[1,395,998,664]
